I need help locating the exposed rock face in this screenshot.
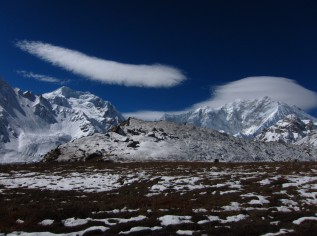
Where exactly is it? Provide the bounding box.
[44,118,317,163]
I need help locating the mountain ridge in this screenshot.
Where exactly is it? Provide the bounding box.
[45,117,317,162]
[2,77,317,163]
[162,96,316,138]
[0,78,124,163]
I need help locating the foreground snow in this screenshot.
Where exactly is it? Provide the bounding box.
[1,162,317,235]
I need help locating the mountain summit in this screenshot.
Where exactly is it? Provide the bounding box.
[162,97,316,138]
[0,78,124,163]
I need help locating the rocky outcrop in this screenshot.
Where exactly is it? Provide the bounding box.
[44,118,317,163]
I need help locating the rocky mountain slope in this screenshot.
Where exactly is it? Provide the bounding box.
[0,78,124,163]
[44,118,317,162]
[296,131,317,147]
[162,97,316,138]
[255,114,317,144]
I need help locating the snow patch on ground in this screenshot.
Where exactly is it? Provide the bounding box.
[261,228,294,236]
[159,215,193,226]
[176,229,198,235]
[7,226,109,236]
[220,214,248,223]
[293,216,317,225]
[38,219,54,226]
[62,218,89,227]
[120,226,162,234]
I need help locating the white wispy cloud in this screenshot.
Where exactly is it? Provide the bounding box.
[16,40,186,88]
[124,76,317,120]
[17,70,64,84]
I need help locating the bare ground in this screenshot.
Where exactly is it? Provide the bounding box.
[0,161,317,235]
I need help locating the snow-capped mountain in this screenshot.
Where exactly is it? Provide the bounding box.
[255,114,317,144]
[0,78,124,163]
[44,118,317,162]
[162,97,316,138]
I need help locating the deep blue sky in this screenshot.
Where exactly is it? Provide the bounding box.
[1,0,317,117]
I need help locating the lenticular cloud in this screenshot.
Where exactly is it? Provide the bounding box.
[124,76,317,120]
[193,76,317,110]
[16,40,186,88]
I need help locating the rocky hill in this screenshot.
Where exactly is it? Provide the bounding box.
[44,118,317,162]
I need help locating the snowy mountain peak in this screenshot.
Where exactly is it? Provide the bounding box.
[163,97,316,138]
[49,86,86,98]
[21,90,36,101]
[0,79,124,163]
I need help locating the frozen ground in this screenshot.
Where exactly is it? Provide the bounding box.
[1,162,317,235]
